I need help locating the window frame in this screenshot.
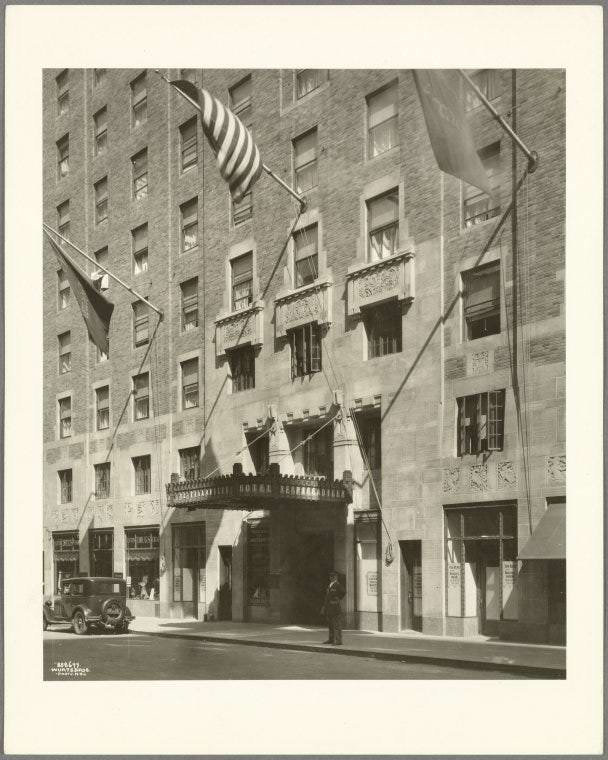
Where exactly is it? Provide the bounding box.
[57,200,70,239]
[367,189,399,261]
[130,72,147,130]
[229,75,252,127]
[94,106,108,156]
[58,468,73,504]
[464,69,498,112]
[58,331,71,375]
[132,301,150,348]
[179,117,198,172]
[94,68,106,89]
[180,197,198,252]
[57,268,70,310]
[179,446,201,480]
[56,69,69,116]
[295,69,327,100]
[94,176,108,224]
[301,424,334,479]
[95,385,110,431]
[180,277,199,333]
[131,148,148,201]
[58,395,72,439]
[132,455,151,495]
[293,127,318,194]
[94,461,111,499]
[462,261,501,340]
[457,389,506,456]
[231,252,254,312]
[131,223,148,275]
[228,345,255,393]
[132,372,150,422]
[181,357,200,410]
[57,134,69,179]
[293,223,319,288]
[289,322,322,378]
[367,80,399,159]
[462,142,501,229]
[364,301,402,359]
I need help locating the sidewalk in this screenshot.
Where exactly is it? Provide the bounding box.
[130,617,566,677]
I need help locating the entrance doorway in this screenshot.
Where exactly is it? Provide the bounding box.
[172,523,206,619]
[293,532,334,625]
[218,545,233,621]
[399,540,422,631]
[464,540,500,635]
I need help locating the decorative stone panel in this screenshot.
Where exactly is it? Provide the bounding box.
[547,454,566,484]
[346,250,415,316]
[215,301,264,358]
[497,460,517,489]
[468,350,491,376]
[443,466,461,493]
[275,279,332,338]
[469,463,488,491]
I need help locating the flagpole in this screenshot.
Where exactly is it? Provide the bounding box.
[43,225,164,317]
[153,69,307,209]
[459,70,539,172]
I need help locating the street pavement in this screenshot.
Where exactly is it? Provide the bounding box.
[44,628,535,680]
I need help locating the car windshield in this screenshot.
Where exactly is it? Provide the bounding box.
[96,582,123,594]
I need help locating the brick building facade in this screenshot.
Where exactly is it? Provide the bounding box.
[43,68,565,642]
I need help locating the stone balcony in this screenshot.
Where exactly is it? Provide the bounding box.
[167,462,352,510]
[346,249,415,316]
[274,277,333,338]
[215,300,264,358]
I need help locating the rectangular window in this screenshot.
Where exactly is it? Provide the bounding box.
[463,142,501,228]
[181,357,199,409]
[293,128,318,193]
[89,529,113,577]
[302,425,334,479]
[94,68,106,88]
[58,397,72,439]
[57,269,70,310]
[365,302,402,358]
[368,189,399,260]
[180,278,198,332]
[132,455,151,495]
[133,373,150,421]
[94,107,107,156]
[56,69,69,115]
[180,117,198,172]
[295,69,326,99]
[94,176,108,224]
[132,148,148,200]
[368,82,398,158]
[58,331,71,374]
[57,134,69,179]
[53,531,79,593]
[231,252,253,311]
[126,528,160,601]
[58,469,72,504]
[96,385,110,430]
[179,446,201,480]
[229,75,252,127]
[94,462,111,499]
[463,262,501,339]
[132,301,149,347]
[457,390,505,456]
[92,247,109,292]
[232,191,253,226]
[229,346,255,392]
[180,197,198,252]
[246,432,269,475]
[294,224,319,287]
[57,200,70,238]
[464,69,498,111]
[172,523,205,603]
[132,223,148,275]
[131,72,147,129]
[289,322,322,378]
[180,68,198,84]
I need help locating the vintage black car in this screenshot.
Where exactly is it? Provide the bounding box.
[43,577,135,634]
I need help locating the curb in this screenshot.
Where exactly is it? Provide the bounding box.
[131,628,566,678]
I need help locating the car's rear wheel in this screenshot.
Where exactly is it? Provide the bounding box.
[72,611,88,635]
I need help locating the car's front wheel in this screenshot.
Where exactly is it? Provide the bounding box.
[72,611,88,635]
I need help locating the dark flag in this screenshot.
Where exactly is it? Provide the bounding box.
[413,69,493,196]
[48,235,114,354]
[170,80,264,203]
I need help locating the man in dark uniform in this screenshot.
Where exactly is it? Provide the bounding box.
[321,571,346,645]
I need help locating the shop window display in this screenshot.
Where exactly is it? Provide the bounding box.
[126,527,160,600]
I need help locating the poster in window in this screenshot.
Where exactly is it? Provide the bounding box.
[366,571,378,596]
[502,560,519,620]
[447,562,461,617]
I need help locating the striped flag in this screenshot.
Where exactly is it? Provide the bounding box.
[171,79,263,203]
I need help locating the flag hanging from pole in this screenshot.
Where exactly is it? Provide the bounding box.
[171,79,264,203]
[47,235,114,354]
[413,70,493,197]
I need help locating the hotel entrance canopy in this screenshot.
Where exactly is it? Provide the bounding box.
[518,503,565,560]
[166,462,352,511]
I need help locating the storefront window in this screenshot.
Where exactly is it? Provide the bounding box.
[172,523,205,603]
[247,517,270,606]
[126,527,160,600]
[444,505,518,620]
[53,531,79,593]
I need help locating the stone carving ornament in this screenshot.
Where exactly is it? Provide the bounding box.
[224,315,253,344]
[547,454,566,484]
[358,266,399,299]
[469,463,488,491]
[470,350,489,376]
[284,294,318,325]
[497,461,517,489]
[443,466,461,493]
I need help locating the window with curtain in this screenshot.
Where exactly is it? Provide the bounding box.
[132,148,148,200]
[181,358,199,409]
[96,385,110,430]
[132,301,149,347]
[293,224,319,287]
[463,142,501,228]
[58,331,71,374]
[293,128,318,193]
[58,469,72,504]
[59,396,72,438]
[56,69,69,115]
[132,373,150,421]
[179,446,201,480]
[131,72,147,129]
[57,134,69,178]
[94,107,107,156]
[289,323,322,378]
[181,197,198,251]
[94,462,111,499]
[367,190,399,260]
[132,455,151,495]
[229,75,252,127]
[364,302,402,359]
[57,200,70,238]
[229,346,255,392]
[57,269,70,310]
[463,262,501,339]
[231,252,253,311]
[295,70,327,99]
[132,223,148,275]
[180,118,197,172]
[94,176,108,224]
[181,278,198,332]
[367,82,398,158]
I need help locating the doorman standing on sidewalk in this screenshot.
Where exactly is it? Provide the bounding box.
[322,571,346,645]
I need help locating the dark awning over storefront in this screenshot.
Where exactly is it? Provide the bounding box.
[518,503,565,560]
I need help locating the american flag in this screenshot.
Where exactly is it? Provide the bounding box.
[171,79,263,203]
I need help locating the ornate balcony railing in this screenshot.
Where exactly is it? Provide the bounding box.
[346,249,415,316]
[167,462,352,510]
